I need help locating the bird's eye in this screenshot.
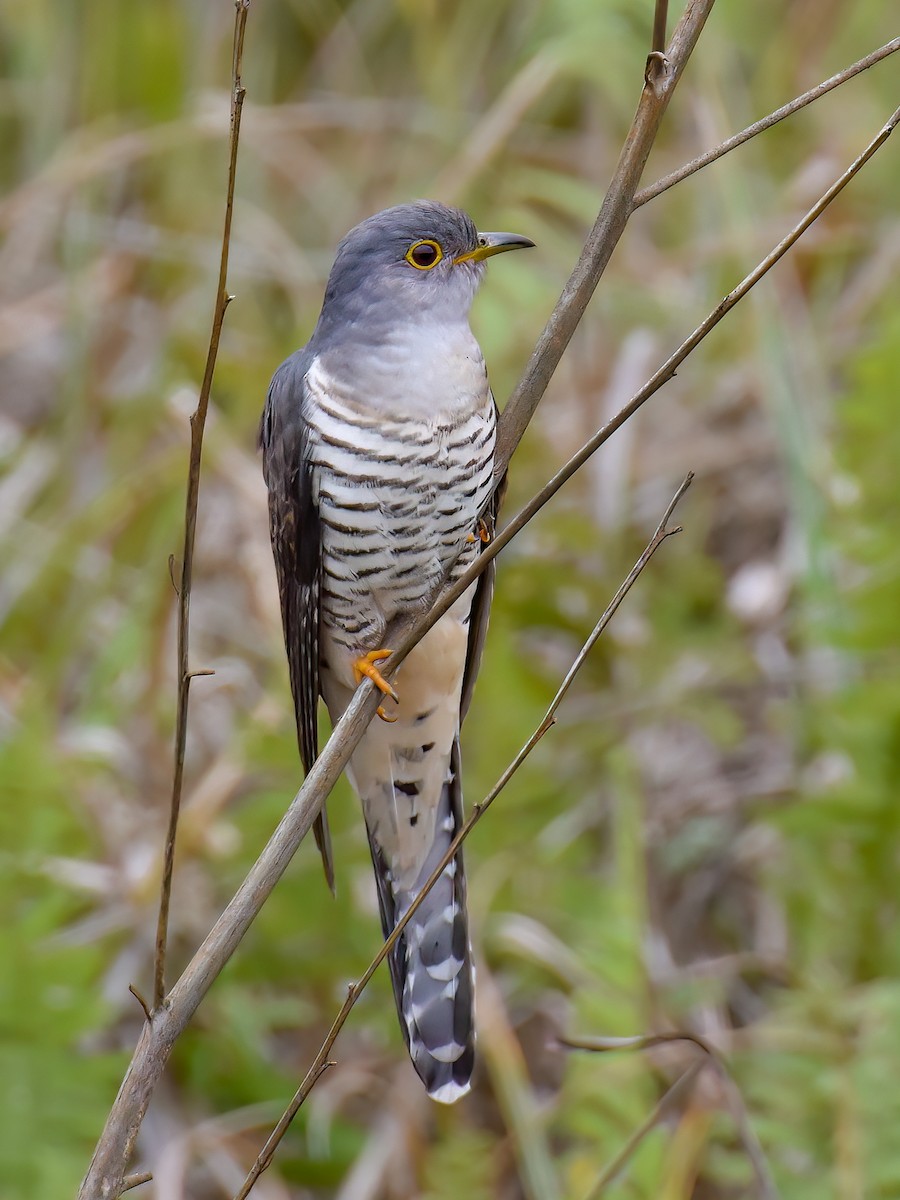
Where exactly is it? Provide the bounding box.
[405,239,443,270]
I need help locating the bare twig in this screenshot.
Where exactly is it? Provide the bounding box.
[560,1032,778,1199]
[79,81,898,1200]
[386,102,900,672]
[645,1,670,91]
[78,5,714,1193]
[127,984,151,1024]
[634,36,900,209]
[652,0,669,54]
[493,0,716,472]
[584,1060,706,1199]
[79,6,251,1196]
[120,1174,152,1195]
[233,477,692,1197]
[153,0,250,1012]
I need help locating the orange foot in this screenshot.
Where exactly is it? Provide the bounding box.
[353,650,399,723]
[466,518,492,545]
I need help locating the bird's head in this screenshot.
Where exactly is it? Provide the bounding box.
[316,201,534,334]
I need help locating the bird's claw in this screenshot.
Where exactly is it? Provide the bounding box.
[466,518,492,545]
[354,650,399,721]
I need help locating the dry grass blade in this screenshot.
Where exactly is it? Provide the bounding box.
[231,476,692,1197]
[560,1033,778,1200]
[78,2,251,1196]
[583,1061,707,1200]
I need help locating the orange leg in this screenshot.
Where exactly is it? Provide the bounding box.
[353,649,399,722]
[466,518,492,545]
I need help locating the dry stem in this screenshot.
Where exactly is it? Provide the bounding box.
[232,475,693,1197]
[585,1061,706,1199]
[560,1032,778,1199]
[384,101,900,684]
[153,0,250,1011]
[77,7,900,1195]
[634,36,900,209]
[494,0,716,472]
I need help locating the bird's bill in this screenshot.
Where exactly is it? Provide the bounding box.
[454,231,535,264]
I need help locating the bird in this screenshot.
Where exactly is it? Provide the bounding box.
[259,201,533,1103]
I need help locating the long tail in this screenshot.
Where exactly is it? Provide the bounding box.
[366,740,475,1102]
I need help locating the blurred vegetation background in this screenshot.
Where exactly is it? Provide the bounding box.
[2,1,899,1197]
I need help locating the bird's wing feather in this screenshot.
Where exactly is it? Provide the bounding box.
[460,453,506,721]
[260,350,334,891]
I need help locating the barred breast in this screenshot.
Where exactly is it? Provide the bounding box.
[302,347,496,677]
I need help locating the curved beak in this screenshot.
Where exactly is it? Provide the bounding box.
[454,231,535,265]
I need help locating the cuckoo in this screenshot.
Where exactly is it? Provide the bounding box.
[260,201,533,1102]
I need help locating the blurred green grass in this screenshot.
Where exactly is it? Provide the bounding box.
[1,1,900,1197]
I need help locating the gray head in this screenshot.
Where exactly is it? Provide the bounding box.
[312,201,533,342]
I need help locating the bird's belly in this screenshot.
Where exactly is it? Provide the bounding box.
[317,472,482,658]
[307,393,493,661]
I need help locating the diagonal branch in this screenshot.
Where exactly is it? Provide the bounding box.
[585,1060,707,1199]
[78,79,898,1200]
[634,35,900,209]
[78,2,900,1189]
[560,1032,778,1199]
[153,0,251,1011]
[385,100,900,681]
[493,0,717,472]
[78,6,714,1192]
[231,476,693,1198]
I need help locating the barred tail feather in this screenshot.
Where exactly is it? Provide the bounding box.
[367,741,475,1102]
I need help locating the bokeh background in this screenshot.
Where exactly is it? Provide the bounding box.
[2,2,899,1197]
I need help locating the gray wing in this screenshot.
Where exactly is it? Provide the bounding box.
[460,462,506,723]
[260,350,335,892]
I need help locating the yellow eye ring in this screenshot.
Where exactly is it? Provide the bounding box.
[405,239,443,270]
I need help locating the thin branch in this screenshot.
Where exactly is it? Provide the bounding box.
[153,0,250,1012]
[233,477,692,1198]
[584,1061,706,1199]
[79,85,898,1200]
[560,1032,778,1200]
[79,5,251,1196]
[493,0,716,472]
[385,101,900,673]
[652,0,669,55]
[78,6,715,1192]
[634,36,900,209]
[127,984,151,1024]
[120,1174,152,1196]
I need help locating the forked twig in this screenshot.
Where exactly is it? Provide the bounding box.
[78,7,713,1193]
[153,0,250,1011]
[232,476,693,1197]
[494,0,716,471]
[389,101,900,670]
[78,8,899,1193]
[120,1174,152,1196]
[560,1032,778,1199]
[584,1060,706,1199]
[635,36,900,209]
